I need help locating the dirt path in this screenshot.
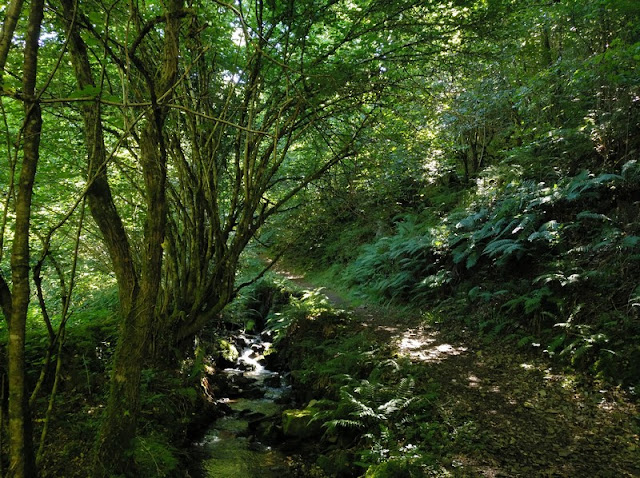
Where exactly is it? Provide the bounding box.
[271,266,351,308]
[280,270,640,477]
[378,320,639,477]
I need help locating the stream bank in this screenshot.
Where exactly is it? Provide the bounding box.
[187,332,292,477]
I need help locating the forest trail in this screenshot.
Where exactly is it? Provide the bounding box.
[278,267,640,477]
[368,319,639,477]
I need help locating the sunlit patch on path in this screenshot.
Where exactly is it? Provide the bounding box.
[280,271,305,281]
[397,327,468,362]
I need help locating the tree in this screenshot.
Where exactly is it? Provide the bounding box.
[155,0,497,342]
[58,0,186,474]
[0,0,45,475]
[0,0,508,474]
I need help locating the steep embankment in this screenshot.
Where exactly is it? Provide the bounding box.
[278,164,640,390]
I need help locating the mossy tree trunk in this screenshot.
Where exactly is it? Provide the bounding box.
[6,0,44,475]
[60,0,184,475]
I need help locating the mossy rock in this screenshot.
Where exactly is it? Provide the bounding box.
[281,403,322,438]
[365,459,422,478]
[220,339,239,361]
[215,339,239,367]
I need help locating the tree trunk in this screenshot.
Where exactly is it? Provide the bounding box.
[93,121,172,478]
[58,1,145,474]
[0,0,25,80]
[92,1,183,474]
[92,299,148,476]
[7,0,44,475]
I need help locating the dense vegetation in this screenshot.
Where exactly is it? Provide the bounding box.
[0,0,638,476]
[273,0,640,388]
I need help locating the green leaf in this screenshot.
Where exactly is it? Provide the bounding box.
[465,250,479,269]
[69,85,101,99]
[621,236,640,249]
[576,211,611,222]
[483,239,525,259]
[101,94,121,103]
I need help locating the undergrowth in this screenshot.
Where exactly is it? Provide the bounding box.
[278,161,640,390]
[0,282,209,477]
[259,279,453,477]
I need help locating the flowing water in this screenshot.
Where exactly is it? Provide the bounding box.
[190,334,293,478]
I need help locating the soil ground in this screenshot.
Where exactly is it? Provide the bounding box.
[280,267,640,477]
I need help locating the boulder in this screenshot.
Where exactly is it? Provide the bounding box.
[281,402,323,438]
[263,374,281,388]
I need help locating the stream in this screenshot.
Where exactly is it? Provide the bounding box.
[188,333,296,477]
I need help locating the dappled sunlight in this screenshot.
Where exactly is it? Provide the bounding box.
[396,327,468,363]
[373,324,401,334]
[466,373,481,388]
[265,268,639,476]
[436,350,640,477]
[281,271,305,281]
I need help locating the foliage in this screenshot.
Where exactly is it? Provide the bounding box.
[342,212,442,302]
[319,372,420,431]
[269,285,448,476]
[312,361,440,452]
[329,161,639,385]
[281,65,640,387]
[0,0,639,473]
[132,435,180,478]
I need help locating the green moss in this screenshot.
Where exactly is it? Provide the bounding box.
[281,403,323,438]
[200,435,288,477]
[365,459,422,478]
[133,435,179,478]
[219,339,239,362]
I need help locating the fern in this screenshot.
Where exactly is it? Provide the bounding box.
[455,208,488,230]
[621,159,640,182]
[591,228,623,251]
[545,334,566,356]
[523,287,553,315]
[468,287,509,302]
[576,211,612,222]
[325,419,366,431]
[465,249,480,269]
[316,373,423,442]
[563,170,622,201]
[509,215,534,236]
[472,217,507,242]
[483,238,525,263]
[528,220,561,243]
[451,241,472,264]
[418,270,451,290]
[621,235,640,249]
[534,271,581,287]
[502,287,554,316]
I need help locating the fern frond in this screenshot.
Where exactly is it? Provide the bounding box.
[482,239,525,259]
[576,211,611,222]
[396,377,415,398]
[326,419,366,430]
[455,208,488,230]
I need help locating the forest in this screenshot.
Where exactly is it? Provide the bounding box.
[0,0,639,476]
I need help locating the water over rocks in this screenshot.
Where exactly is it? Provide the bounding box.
[188,331,301,477]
